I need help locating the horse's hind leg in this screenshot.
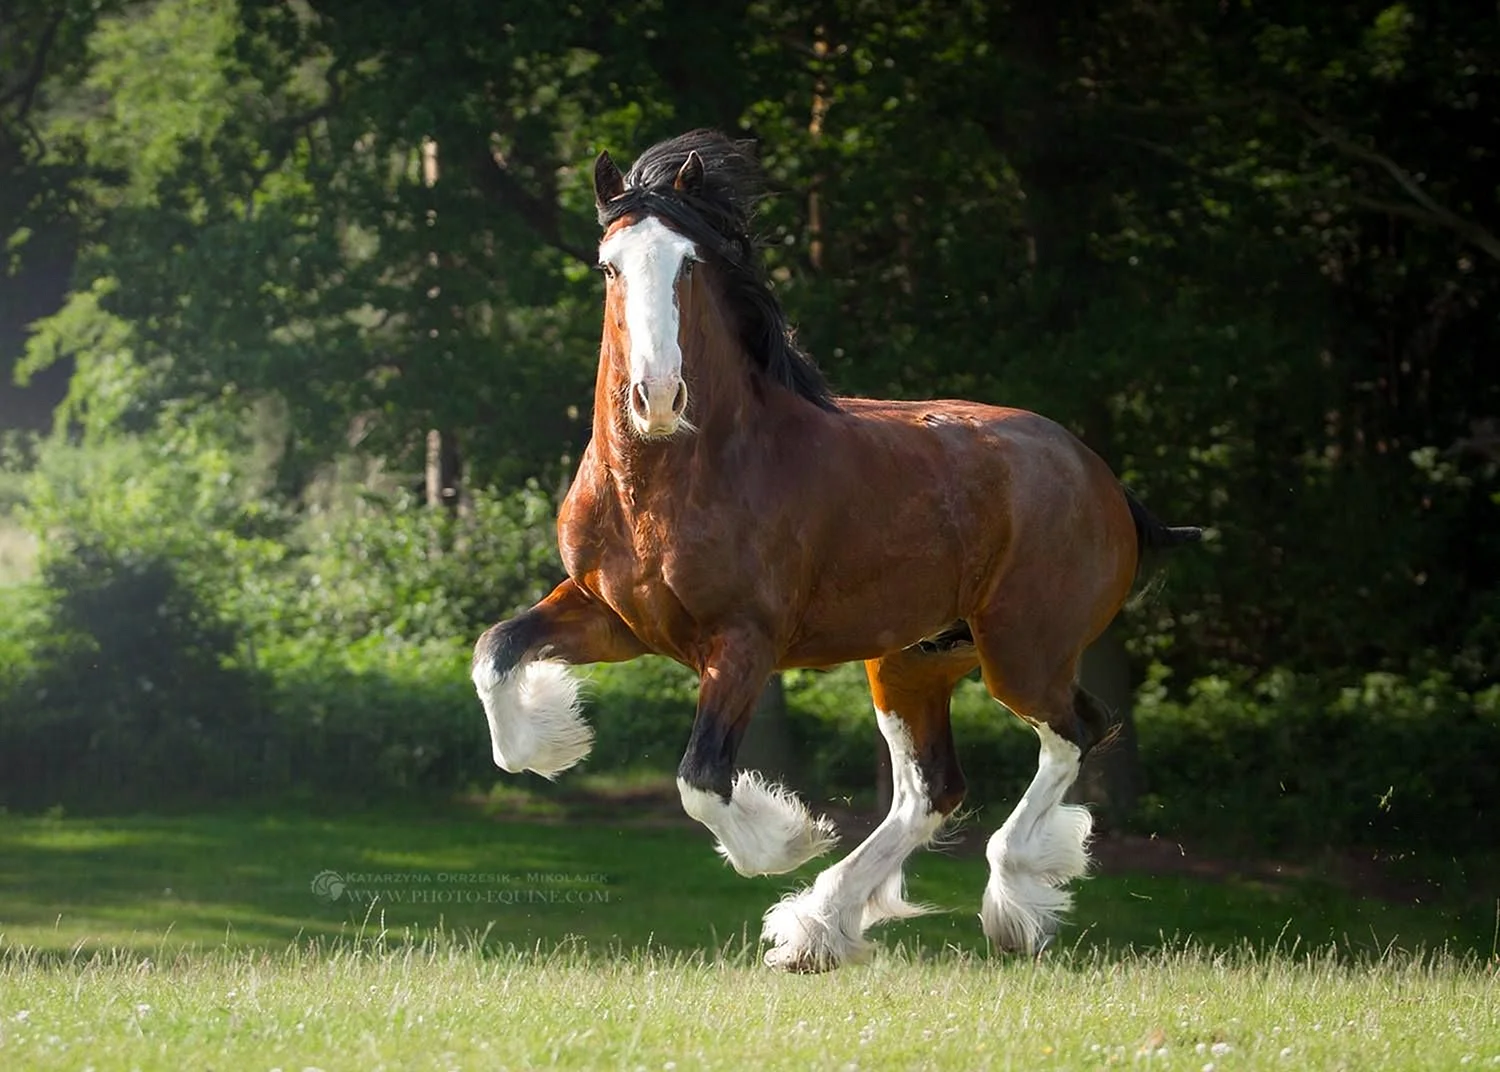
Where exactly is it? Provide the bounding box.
[762,644,973,973]
[972,628,1115,954]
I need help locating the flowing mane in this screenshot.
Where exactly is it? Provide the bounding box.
[596,130,839,412]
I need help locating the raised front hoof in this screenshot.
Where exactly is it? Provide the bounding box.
[680,771,839,877]
[473,659,592,779]
[761,893,868,974]
[729,811,840,878]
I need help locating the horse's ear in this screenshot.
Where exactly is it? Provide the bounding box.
[673,150,705,195]
[594,151,624,208]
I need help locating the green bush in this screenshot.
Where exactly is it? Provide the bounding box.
[8,425,1494,859]
[273,482,564,646]
[1131,666,1500,852]
[252,635,487,795]
[252,640,697,794]
[0,544,265,810]
[584,658,701,772]
[0,426,284,808]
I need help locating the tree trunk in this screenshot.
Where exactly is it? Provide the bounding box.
[1067,627,1142,826]
[424,428,461,514]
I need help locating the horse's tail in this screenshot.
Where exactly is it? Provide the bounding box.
[1124,488,1203,557]
[1122,489,1202,608]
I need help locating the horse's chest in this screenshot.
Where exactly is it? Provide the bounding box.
[561,500,736,655]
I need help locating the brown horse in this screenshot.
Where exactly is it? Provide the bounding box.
[472,130,1200,972]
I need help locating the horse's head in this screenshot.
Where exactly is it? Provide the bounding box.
[591,131,837,441]
[594,149,704,439]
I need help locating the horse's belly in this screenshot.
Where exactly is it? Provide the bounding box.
[779,575,963,668]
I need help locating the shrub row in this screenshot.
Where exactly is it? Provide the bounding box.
[4,543,1496,856]
[1131,669,1500,852]
[3,434,1495,851]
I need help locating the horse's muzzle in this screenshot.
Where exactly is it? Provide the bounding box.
[629,377,689,438]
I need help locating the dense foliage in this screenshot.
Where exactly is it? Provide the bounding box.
[1,0,1496,850]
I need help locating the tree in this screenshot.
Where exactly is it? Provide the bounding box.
[16,0,1499,700]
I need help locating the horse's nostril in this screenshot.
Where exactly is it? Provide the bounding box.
[631,383,650,419]
[672,381,687,415]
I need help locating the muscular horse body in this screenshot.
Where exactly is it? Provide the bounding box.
[472,130,1199,971]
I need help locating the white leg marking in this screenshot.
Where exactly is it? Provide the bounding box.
[678,771,838,878]
[980,723,1092,953]
[762,710,945,973]
[473,658,592,778]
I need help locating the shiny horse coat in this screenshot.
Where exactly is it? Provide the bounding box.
[473,130,1200,971]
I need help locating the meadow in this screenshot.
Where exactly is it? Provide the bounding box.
[1,798,1496,1069]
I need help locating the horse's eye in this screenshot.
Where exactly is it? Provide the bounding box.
[682,260,696,280]
[600,263,617,281]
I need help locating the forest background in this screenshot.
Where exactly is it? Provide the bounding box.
[1,0,1496,863]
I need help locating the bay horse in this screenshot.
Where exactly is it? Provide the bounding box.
[472,130,1200,972]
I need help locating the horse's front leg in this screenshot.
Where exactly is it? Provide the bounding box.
[675,630,838,877]
[472,579,647,778]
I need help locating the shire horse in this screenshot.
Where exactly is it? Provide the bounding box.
[473,130,1200,972]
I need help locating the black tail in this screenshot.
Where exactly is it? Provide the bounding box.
[1125,489,1203,555]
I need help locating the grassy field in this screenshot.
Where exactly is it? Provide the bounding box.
[1,802,1496,1069]
[2,941,1496,1071]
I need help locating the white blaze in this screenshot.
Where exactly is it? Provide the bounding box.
[598,216,698,395]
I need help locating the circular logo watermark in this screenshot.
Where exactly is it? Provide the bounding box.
[310,869,346,903]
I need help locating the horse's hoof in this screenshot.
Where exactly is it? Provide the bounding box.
[761,892,867,973]
[763,942,840,974]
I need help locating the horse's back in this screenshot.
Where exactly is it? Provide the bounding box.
[831,395,1138,621]
[833,397,1125,520]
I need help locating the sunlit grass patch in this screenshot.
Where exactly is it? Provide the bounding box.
[0,936,1495,1071]
[0,806,1490,961]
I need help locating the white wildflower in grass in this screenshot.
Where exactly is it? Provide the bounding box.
[1211,1042,1231,1056]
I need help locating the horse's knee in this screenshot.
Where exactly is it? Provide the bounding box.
[472,615,541,681]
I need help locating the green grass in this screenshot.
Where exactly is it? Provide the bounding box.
[0,941,1496,1070]
[0,804,1491,959]
[0,804,1496,1069]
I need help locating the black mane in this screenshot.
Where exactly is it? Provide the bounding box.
[596,130,839,412]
